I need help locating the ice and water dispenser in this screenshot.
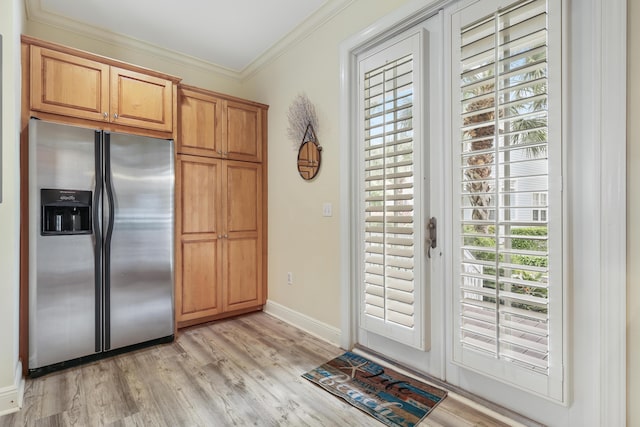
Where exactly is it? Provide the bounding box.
[41,189,92,235]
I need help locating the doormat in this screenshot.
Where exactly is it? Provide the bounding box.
[302,351,447,427]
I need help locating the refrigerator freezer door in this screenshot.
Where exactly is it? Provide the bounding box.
[106,133,174,350]
[28,119,101,369]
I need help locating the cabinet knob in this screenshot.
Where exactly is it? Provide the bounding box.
[223,152,228,156]
[223,234,228,239]
[217,150,222,155]
[113,113,119,119]
[103,112,108,119]
[218,234,222,239]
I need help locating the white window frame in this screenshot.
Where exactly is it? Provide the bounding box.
[338,0,626,424]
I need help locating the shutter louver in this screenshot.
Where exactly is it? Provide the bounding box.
[363,52,416,332]
[458,0,550,375]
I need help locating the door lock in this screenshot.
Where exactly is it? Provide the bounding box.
[427,217,437,258]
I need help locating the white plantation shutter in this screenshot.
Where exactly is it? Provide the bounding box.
[358,33,424,349]
[452,0,563,399]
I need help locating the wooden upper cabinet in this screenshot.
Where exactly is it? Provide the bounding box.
[110,67,173,132]
[29,43,175,132]
[178,85,265,163]
[225,100,262,163]
[30,46,110,122]
[178,87,223,157]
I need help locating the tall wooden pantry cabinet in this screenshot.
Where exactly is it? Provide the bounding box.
[176,85,268,328]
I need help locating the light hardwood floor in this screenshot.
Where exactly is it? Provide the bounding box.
[0,312,530,426]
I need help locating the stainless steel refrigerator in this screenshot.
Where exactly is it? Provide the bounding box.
[28,118,174,374]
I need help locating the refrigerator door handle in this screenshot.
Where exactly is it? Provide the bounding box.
[103,133,115,351]
[93,131,103,353]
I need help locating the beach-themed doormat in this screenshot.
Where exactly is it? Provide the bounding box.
[302,351,447,427]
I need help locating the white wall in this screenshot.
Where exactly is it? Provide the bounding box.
[243,0,412,333]
[628,0,639,424]
[0,0,25,415]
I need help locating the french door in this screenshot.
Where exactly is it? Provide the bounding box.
[354,13,445,378]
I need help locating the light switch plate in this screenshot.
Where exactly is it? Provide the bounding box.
[322,202,333,217]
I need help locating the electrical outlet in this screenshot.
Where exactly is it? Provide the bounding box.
[287,272,293,285]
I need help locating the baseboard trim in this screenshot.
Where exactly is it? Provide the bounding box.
[264,300,342,346]
[0,361,25,416]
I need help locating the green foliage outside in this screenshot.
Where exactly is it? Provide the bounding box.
[464,225,548,313]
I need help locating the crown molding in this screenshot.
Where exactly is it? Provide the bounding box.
[24,0,354,82]
[25,0,240,78]
[239,0,355,80]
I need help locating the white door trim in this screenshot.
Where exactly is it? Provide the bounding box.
[593,0,626,424]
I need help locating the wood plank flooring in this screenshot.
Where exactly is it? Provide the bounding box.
[0,312,530,426]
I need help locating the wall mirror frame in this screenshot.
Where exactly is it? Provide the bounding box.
[297,124,321,180]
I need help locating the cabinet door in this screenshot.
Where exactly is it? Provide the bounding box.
[176,156,223,322]
[178,88,223,157]
[179,156,222,235]
[225,100,263,163]
[222,161,263,311]
[110,67,173,132]
[30,46,110,122]
[179,237,222,320]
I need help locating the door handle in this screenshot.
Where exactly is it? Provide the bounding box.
[103,133,115,351]
[427,217,437,258]
[93,131,103,353]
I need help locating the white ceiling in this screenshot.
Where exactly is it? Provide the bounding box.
[26,0,346,76]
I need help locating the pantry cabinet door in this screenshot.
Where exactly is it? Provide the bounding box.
[179,236,223,320]
[176,156,223,322]
[222,161,263,311]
